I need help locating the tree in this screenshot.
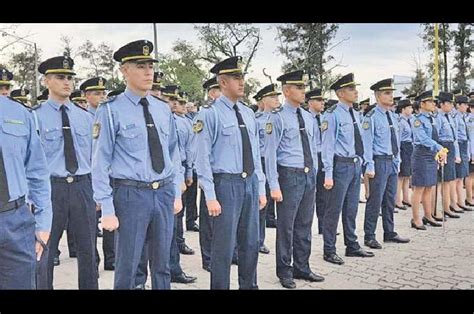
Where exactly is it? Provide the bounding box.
[452,23,473,94]
[244,77,261,104]
[402,58,428,96]
[420,23,453,91]
[276,23,345,92]
[59,35,76,58]
[194,23,261,73]
[8,46,42,97]
[77,40,116,78]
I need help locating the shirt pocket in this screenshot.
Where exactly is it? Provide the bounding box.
[2,122,29,155]
[283,127,299,140]
[221,122,237,146]
[42,127,63,156]
[74,126,91,148]
[376,124,389,135]
[339,122,352,133]
[119,124,146,151]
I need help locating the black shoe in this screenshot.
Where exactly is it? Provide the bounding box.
[411,219,427,230]
[395,204,407,210]
[422,217,442,227]
[186,223,199,232]
[346,248,375,257]
[171,273,197,284]
[465,200,474,207]
[449,206,464,214]
[178,244,195,255]
[384,235,410,243]
[444,211,461,218]
[202,265,211,272]
[134,284,145,290]
[293,271,325,282]
[402,201,412,207]
[104,263,115,271]
[394,209,399,213]
[53,257,60,266]
[359,199,366,204]
[323,253,345,265]
[432,215,444,222]
[97,230,103,238]
[280,278,296,289]
[69,252,77,258]
[364,239,382,249]
[259,245,270,254]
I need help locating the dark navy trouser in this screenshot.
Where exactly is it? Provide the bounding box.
[315,153,327,234]
[275,166,316,280]
[185,171,198,229]
[199,189,212,269]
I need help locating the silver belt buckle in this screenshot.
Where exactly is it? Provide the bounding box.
[151,181,160,190]
[304,167,310,173]
[353,157,358,163]
[66,176,74,184]
[241,172,248,179]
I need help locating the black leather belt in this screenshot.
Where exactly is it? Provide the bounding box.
[277,165,312,173]
[213,172,253,180]
[0,196,26,213]
[334,155,360,163]
[51,174,91,184]
[374,155,394,160]
[112,177,173,190]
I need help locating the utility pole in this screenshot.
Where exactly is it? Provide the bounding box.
[434,23,440,96]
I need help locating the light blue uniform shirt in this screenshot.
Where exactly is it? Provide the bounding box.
[454,111,469,141]
[361,104,401,173]
[309,109,323,154]
[194,95,266,200]
[0,96,52,232]
[255,111,271,158]
[264,102,318,190]
[91,88,183,216]
[412,112,443,152]
[34,99,93,177]
[435,110,460,158]
[399,115,413,143]
[321,102,363,180]
[174,113,194,180]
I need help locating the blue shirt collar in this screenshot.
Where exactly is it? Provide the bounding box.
[309,108,320,118]
[283,101,299,113]
[376,104,389,114]
[47,98,72,111]
[124,87,149,106]
[337,101,351,112]
[218,95,238,111]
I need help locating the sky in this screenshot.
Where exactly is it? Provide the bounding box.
[0,23,464,102]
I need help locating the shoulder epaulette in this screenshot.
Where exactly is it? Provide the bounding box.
[326,104,337,113]
[366,108,376,118]
[255,112,263,118]
[271,106,282,114]
[73,102,88,112]
[151,94,167,103]
[7,96,31,111]
[99,96,117,107]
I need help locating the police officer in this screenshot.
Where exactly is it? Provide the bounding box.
[306,88,326,235]
[107,89,124,98]
[435,92,463,218]
[197,76,221,272]
[255,83,280,254]
[70,90,88,109]
[34,56,98,289]
[0,95,52,289]
[93,40,183,290]
[359,98,370,120]
[410,91,447,229]
[11,88,30,105]
[361,79,410,250]
[37,89,49,104]
[194,56,266,289]
[149,71,164,98]
[0,68,13,96]
[466,99,474,205]
[395,99,414,211]
[265,70,324,289]
[321,73,375,266]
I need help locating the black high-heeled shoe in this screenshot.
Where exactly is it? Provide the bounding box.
[465,200,474,207]
[402,201,412,207]
[422,217,442,227]
[456,204,470,212]
[449,206,464,214]
[395,204,407,210]
[432,215,444,222]
[411,219,426,230]
[444,211,461,218]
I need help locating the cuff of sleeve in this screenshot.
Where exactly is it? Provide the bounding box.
[259,181,266,197]
[324,170,333,180]
[269,181,280,191]
[366,163,375,174]
[100,198,116,217]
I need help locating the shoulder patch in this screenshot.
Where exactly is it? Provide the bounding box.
[93,122,101,139]
[193,120,204,133]
[326,104,337,113]
[321,120,328,132]
[414,119,421,128]
[265,122,273,134]
[366,109,375,118]
[362,121,370,129]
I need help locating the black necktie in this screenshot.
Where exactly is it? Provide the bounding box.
[407,118,414,142]
[315,114,322,141]
[386,111,399,156]
[233,104,254,176]
[140,98,165,174]
[428,115,439,142]
[445,113,455,139]
[296,108,313,169]
[61,105,78,174]
[463,115,470,141]
[0,147,10,207]
[349,107,364,158]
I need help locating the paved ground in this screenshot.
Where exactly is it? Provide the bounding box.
[53,190,474,290]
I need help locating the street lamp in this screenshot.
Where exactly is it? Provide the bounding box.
[1,31,40,100]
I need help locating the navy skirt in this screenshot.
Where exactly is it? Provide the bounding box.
[412,145,438,187]
[438,141,456,182]
[470,162,474,174]
[456,140,469,179]
[399,141,413,177]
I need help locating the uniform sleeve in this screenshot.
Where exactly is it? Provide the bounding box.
[264,113,282,191]
[184,122,194,180]
[169,115,184,198]
[252,116,266,197]
[321,112,337,180]
[195,109,217,200]
[453,116,460,159]
[362,115,375,174]
[310,117,318,173]
[394,113,401,167]
[92,104,116,216]
[24,112,52,232]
